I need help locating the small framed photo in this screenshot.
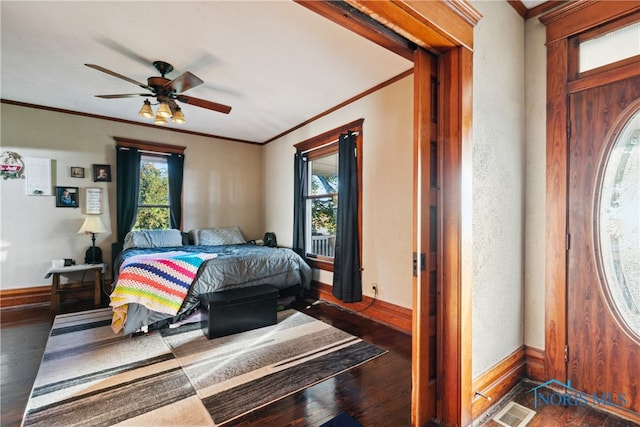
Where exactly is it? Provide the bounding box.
[55,186,79,208]
[93,164,111,182]
[85,187,103,214]
[70,166,85,178]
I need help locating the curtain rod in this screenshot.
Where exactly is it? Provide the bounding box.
[114,137,186,155]
[298,131,360,154]
[117,146,182,157]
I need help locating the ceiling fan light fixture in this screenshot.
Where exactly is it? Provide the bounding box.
[157,100,172,118]
[172,106,186,124]
[154,114,168,125]
[138,99,154,119]
[86,61,232,124]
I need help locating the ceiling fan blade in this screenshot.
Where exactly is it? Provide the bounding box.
[176,95,232,114]
[165,71,204,93]
[95,94,152,99]
[85,64,153,91]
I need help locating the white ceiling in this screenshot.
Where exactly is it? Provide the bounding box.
[1,1,550,144]
[1,1,412,143]
[520,0,548,8]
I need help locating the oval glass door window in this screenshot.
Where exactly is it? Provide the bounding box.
[598,108,640,339]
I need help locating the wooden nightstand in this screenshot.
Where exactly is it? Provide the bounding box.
[44,263,106,312]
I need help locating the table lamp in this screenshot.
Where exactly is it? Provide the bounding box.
[78,215,109,264]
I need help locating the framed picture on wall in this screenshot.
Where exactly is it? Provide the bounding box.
[85,187,103,214]
[70,166,85,178]
[55,186,79,208]
[93,164,111,182]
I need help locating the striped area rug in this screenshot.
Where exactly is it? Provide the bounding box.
[22,307,386,426]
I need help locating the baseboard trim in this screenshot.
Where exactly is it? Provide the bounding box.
[472,345,527,420]
[0,286,51,308]
[524,345,545,382]
[2,281,414,334]
[308,281,412,334]
[0,283,96,309]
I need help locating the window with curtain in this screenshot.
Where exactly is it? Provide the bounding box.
[307,148,339,261]
[114,138,185,242]
[293,119,363,275]
[133,154,170,230]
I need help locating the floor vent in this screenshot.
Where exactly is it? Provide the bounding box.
[492,402,536,427]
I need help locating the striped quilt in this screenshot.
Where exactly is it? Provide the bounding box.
[110,251,215,334]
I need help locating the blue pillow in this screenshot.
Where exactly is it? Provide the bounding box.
[123,229,184,250]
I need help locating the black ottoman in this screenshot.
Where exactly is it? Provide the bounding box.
[199,285,278,339]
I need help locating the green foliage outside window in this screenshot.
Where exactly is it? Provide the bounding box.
[311,174,337,236]
[133,160,170,230]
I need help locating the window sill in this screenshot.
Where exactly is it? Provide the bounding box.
[307,257,334,272]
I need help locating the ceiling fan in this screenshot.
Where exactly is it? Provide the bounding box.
[85,60,231,124]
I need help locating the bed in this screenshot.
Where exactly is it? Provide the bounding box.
[110,227,311,335]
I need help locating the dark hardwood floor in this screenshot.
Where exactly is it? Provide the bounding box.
[1,298,637,426]
[1,303,61,427]
[476,380,637,427]
[0,298,413,427]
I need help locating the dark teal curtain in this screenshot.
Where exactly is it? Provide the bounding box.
[332,132,361,302]
[167,153,184,230]
[116,147,141,243]
[292,151,308,258]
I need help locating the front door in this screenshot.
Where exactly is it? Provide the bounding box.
[567,73,640,415]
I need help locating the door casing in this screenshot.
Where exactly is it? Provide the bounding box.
[542,2,640,423]
[296,1,479,425]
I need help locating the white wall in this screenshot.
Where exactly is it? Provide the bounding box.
[523,15,547,351]
[0,1,550,372]
[262,75,414,308]
[470,0,526,378]
[0,104,263,289]
[263,2,537,377]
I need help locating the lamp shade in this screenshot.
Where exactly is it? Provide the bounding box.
[78,215,109,234]
[172,106,186,124]
[157,100,172,118]
[138,99,154,118]
[154,114,169,125]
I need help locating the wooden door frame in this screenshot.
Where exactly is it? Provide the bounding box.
[296,1,479,425]
[541,0,640,407]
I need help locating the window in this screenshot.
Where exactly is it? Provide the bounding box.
[597,108,640,337]
[308,148,338,260]
[578,21,640,73]
[134,155,170,230]
[294,119,363,271]
[114,137,185,242]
